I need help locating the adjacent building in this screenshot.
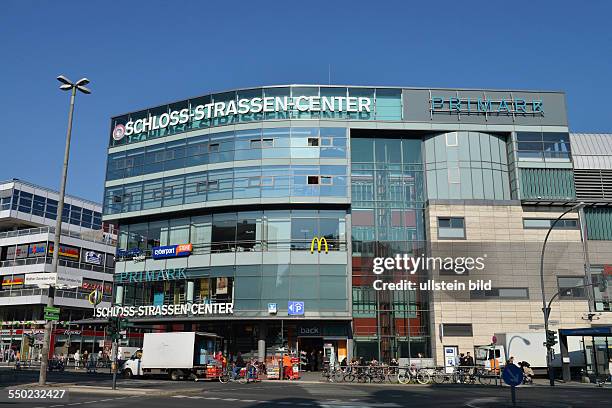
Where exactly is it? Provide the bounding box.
[0,179,116,359]
[102,85,612,374]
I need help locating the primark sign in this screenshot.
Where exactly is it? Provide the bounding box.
[431,96,544,115]
[112,95,372,140]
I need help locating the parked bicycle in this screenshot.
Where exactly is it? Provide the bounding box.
[397,364,431,385]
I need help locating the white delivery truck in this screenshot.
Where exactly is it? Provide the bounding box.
[121,332,222,380]
[475,332,585,373]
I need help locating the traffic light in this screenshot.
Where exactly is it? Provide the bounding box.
[28,335,35,347]
[119,317,130,331]
[545,330,558,348]
[107,316,119,340]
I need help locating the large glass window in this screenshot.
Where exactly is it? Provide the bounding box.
[212,213,236,252]
[558,276,586,299]
[516,132,571,161]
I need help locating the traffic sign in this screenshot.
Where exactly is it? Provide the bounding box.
[44,314,59,321]
[502,364,523,387]
[44,306,60,314]
[288,301,304,316]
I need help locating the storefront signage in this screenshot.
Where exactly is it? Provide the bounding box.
[24,273,83,288]
[1,275,24,287]
[298,325,321,337]
[28,243,47,257]
[116,248,142,258]
[152,244,192,259]
[93,302,234,318]
[310,237,329,254]
[431,97,544,115]
[84,250,103,265]
[113,96,372,140]
[48,243,80,260]
[114,268,187,283]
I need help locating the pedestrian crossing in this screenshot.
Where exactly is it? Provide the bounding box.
[172,395,402,407]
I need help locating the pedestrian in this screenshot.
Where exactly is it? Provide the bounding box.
[309,350,315,372]
[466,352,474,367]
[608,357,612,383]
[458,353,466,367]
[74,350,80,369]
[233,352,245,379]
[317,350,323,371]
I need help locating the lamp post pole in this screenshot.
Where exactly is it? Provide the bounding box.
[539,202,585,387]
[38,76,91,385]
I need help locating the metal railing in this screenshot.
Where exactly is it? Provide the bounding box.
[114,239,346,261]
[0,256,113,273]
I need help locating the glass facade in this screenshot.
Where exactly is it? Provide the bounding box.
[106,127,347,180]
[121,264,348,313]
[116,209,347,256]
[350,135,429,361]
[425,132,511,200]
[104,165,348,215]
[2,189,102,229]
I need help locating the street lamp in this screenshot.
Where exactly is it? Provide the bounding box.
[539,201,585,387]
[38,76,91,385]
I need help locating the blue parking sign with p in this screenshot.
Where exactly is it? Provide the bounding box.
[288,301,304,316]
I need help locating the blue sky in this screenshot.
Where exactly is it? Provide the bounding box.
[1,1,611,202]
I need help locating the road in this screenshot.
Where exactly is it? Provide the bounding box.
[1,369,610,408]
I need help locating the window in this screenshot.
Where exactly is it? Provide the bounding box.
[307,176,319,185]
[307,137,319,147]
[248,177,261,187]
[471,288,529,299]
[262,138,274,148]
[261,176,274,186]
[558,276,586,299]
[523,218,579,229]
[441,323,473,337]
[516,132,571,161]
[320,176,333,185]
[321,137,333,147]
[207,180,219,190]
[438,217,465,239]
[209,143,220,152]
[250,139,262,149]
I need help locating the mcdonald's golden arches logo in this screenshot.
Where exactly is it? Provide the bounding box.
[310,237,329,254]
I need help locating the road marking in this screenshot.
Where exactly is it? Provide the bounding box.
[49,405,64,407]
[67,403,82,406]
[223,398,238,401]
[98,399,114,402]
[186,396,203,399]
[240,400,258,403]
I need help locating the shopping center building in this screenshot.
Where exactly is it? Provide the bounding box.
[102,85,612,371]
[0,179,117,360]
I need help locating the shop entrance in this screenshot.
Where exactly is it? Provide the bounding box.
[298,337,324,371]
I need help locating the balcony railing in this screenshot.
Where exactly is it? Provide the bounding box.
[0,256,113,273]
[0,287,111,302]
[0,226,116,246]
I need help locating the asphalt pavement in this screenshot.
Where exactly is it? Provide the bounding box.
[1,368,610,408]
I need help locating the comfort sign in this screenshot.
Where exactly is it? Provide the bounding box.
[152,244,192,259]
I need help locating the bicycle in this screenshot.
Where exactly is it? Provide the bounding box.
[219,365,248,384]
[397,365,431,384]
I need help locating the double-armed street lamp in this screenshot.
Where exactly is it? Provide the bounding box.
[38,76,91,385]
